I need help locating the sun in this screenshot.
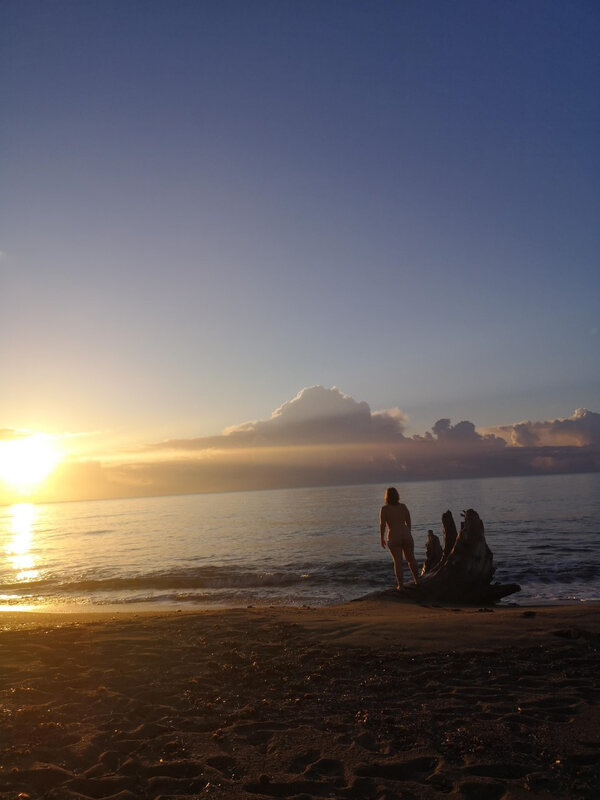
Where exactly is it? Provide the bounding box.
[0,434,61,494]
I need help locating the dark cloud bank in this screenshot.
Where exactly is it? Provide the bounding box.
[42,386,598,503]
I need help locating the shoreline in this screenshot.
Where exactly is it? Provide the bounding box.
[1,591,598,618]
[2,600,600,651]
[0,594,598,619]
[1,600,598,798]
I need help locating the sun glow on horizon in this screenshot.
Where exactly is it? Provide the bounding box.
[0,434,61,494]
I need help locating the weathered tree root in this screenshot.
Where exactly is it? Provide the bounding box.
[404,508,520,604]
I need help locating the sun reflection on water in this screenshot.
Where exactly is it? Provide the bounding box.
[4,503,39,582]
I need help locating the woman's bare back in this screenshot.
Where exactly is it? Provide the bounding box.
[381,503,411,533]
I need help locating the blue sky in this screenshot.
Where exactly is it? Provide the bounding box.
[2,0,599,452]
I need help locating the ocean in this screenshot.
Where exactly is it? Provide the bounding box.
[0,473,598,610]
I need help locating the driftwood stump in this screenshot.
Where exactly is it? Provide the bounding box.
[442,511,457,558]
[421,530,443,575]
[407,508,520,604]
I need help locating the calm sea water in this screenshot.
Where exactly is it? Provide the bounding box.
[0,473,598,610]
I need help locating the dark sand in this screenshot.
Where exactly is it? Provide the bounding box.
[0,600,599,799]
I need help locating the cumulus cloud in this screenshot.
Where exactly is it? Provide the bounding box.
[131,390,599,497]
[121,387,565,496]
[485,408,600,447]
[412,418,506,447]
[141,389,598,484]
[8,390,598,503]
[431,418,488,443]
[150,386,408,451]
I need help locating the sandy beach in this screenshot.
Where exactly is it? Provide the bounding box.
[0,599,598,800]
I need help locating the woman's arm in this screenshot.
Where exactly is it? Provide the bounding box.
[379,506,387,548]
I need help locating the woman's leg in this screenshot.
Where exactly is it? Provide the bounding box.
[402,541,420,585]
[389,547,404,589]
[407,556,420,584]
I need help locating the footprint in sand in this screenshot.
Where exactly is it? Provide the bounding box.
[457,778,507,800]
[355,755,440,781]
[205,753,239,778]
[287,748,321,773]
[303,756,345,779]
[244,776,340,797]
[464,763,530,779]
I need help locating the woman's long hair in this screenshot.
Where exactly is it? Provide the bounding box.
[385,487,400,505]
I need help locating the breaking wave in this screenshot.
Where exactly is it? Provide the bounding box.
[2,555,599,608]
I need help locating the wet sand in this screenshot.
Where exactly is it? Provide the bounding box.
[0,600,598,799]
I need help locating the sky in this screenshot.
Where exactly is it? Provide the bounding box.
[1,1,599,502]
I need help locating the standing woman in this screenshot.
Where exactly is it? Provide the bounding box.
[380,487,419,590]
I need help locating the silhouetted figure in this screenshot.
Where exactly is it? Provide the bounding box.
[379,487,419,590]
[421,529,443,576]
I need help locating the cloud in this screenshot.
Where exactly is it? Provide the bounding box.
[411,418,506,448]
[5,390,597,503]
[150,386,408,451]
[134,390,598,497]
[486,408,600,447]
[431,418,486,442]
